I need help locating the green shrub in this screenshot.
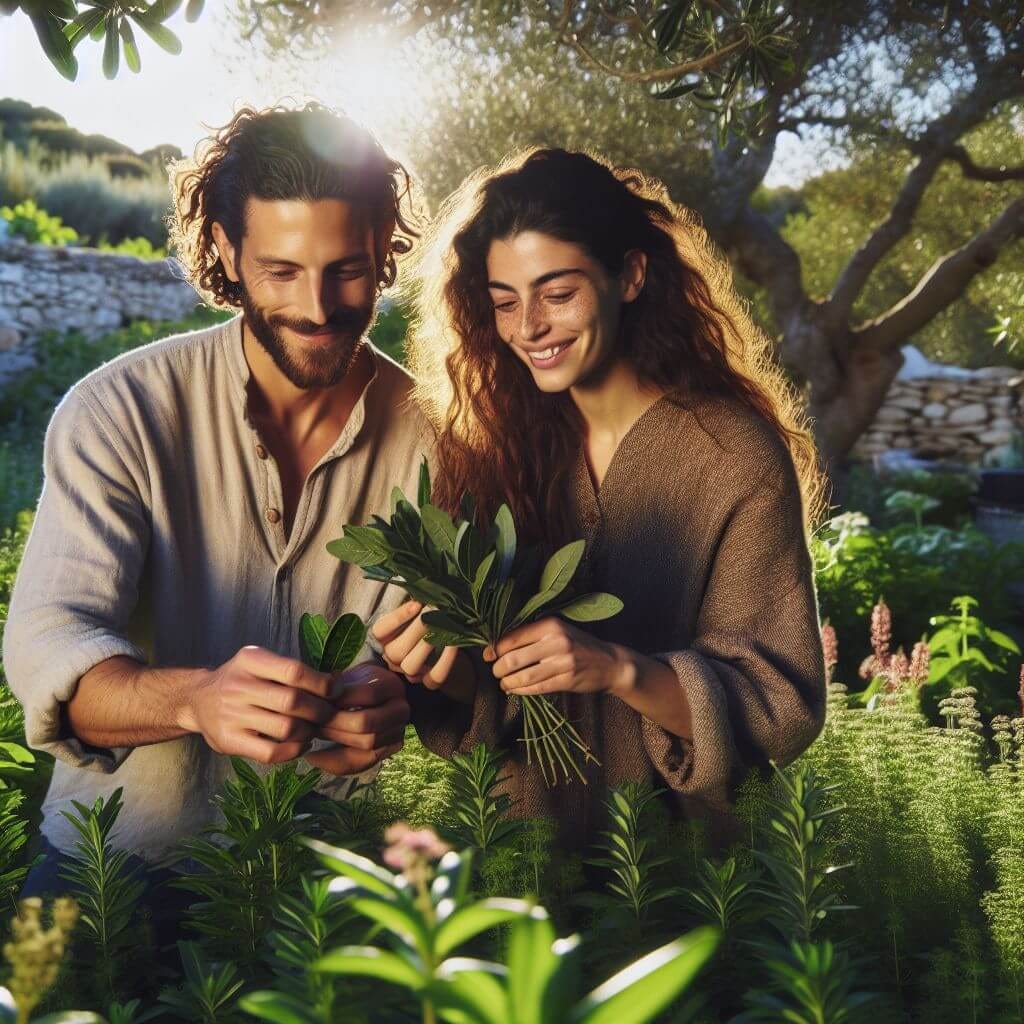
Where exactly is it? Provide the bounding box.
[40,172,169,248]
[0,199,78,246]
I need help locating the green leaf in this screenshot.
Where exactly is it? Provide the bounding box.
[326,526,391,566]
[473,550,497,602]
[569,927,719,1023]
[494,504,517,580]
[319,614,367,673]
[507,909,559,1024]
[652,78,702,100]
[985,628,1021,654]
[430,964,508,1024]
[512,588,559,627]
[129,9,183,54]
[186,0,205,21]
[303,838,397,898]
[299,613,329,668]
[29,12,78,80]
[417,458,432,507]
[539,540,585,598]
[63,7,106,49]
[559,593,624,623]
[435,898,535,959]
[421,503,459,554]
[118,17,141,73]
[349,894,431,957]
[315,946,425,990]
[238,990,321,1024]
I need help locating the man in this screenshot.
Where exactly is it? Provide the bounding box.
[3,103,429,884]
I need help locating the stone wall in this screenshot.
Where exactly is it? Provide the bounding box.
[853,363,1024,465]
[0,238,200,387]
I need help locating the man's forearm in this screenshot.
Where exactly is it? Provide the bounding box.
[65,655,206,750]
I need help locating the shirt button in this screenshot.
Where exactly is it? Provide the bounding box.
[266,507,281,524]
[255,444,268,460]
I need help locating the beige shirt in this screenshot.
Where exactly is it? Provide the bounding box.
[3,314,431,862]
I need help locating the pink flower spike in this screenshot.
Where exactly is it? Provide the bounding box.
[909,641,931,687]
[821,623,838,684]
[870,600,892,667]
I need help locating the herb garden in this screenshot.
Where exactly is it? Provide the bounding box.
[0,312,1020,1024]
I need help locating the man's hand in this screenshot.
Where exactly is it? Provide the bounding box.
[305,663,410,775]
[181,645,336,765]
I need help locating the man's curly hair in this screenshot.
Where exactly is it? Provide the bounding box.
[169,103,421,308]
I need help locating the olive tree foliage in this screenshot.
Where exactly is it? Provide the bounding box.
[11,1,1024,470]
[0,1,205,80]
[236,1,1024,472]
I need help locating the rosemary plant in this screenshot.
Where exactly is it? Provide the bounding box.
[156,942,244,1024]
[752,763,854,944]
[447,744,524,859]
[327,460,623,786]
[583,780,683,924]
[58,788,145,1001]
[171,760,321,974]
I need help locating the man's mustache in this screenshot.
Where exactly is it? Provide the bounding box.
[270,308,370,335]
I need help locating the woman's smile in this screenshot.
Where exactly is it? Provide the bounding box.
[524,338,577,369]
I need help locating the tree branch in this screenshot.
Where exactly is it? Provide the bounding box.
[854,196,1024,353]
[944,144,1024,181]
[825,63,1024,324]
[565,33,748,85]
[724,206,812,331]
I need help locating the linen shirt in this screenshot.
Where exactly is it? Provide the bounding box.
[3,314,432,863]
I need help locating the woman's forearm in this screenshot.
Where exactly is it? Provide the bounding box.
[608,645,693,740]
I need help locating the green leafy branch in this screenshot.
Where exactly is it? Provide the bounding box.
[327,459,624,787]
[4,0,202,82]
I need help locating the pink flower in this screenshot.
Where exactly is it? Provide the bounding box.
[909,640,931,687]
[870,600,892,669]
[382,822,452,871]
[885,648,910,693]
[821,623,838,685]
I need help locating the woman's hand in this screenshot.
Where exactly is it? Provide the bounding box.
[486,617,633,697]
[372,601,475,702]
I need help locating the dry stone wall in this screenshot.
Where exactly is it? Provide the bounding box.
[853,363,1024,465]
[0,238,200,388]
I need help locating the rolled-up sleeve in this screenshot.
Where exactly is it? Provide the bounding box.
[640,461,827,809]
[2,388,150,772]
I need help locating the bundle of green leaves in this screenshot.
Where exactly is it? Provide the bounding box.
[327,460,624,786]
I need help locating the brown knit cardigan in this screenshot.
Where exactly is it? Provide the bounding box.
[408,394,827,848]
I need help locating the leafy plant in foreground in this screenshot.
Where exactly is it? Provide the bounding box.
[58,788,145,1001]
[171,760,321,974]
[1,897,84,1024]
[240,827,719,1024]
[736,940,874,1023]
[156,942,243,1024]
[327,460,623,786]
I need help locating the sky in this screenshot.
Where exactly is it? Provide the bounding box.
[0,4,826,188]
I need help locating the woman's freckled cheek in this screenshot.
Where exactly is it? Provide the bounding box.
[556,292,591,329]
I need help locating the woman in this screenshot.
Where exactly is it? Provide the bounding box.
[373,148,827,847]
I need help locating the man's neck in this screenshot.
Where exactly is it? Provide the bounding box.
[242,324,373,447]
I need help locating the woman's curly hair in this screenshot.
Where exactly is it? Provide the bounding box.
[405,147,827,546]
[169,102,421,308]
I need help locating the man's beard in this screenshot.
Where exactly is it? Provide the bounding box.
[238,279,375,390]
